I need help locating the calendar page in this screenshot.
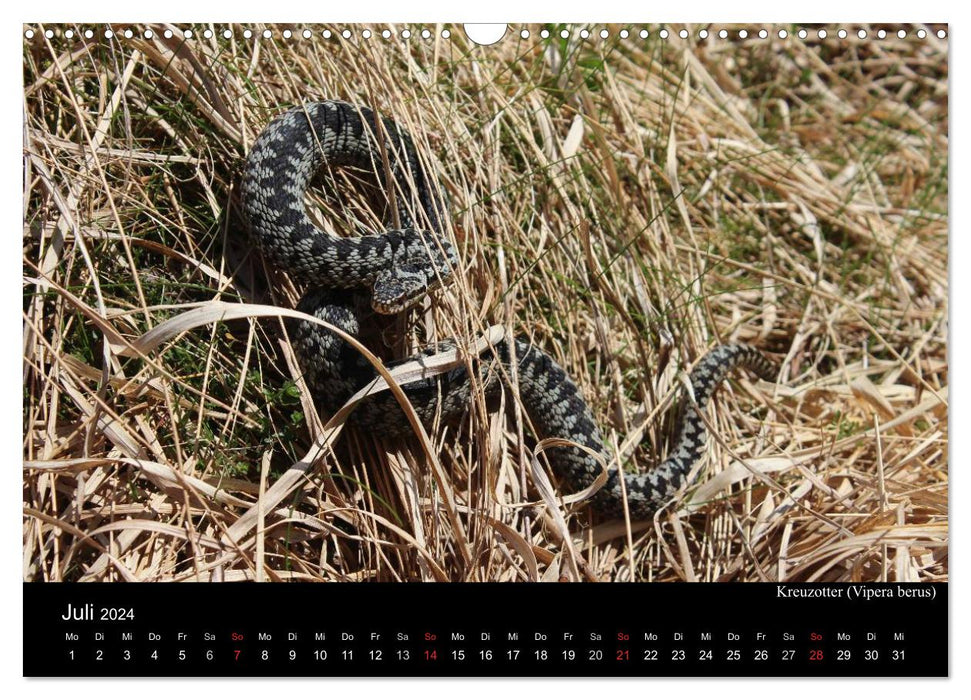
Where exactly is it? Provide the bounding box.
[22,21,948,678]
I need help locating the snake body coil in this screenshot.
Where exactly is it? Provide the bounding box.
[243,100,776,520]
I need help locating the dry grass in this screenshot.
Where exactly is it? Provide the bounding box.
[23,23,948,583]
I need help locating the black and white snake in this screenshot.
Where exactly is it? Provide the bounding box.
[242,100,777,520]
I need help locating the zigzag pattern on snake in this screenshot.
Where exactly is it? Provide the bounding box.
[242,100,777,520]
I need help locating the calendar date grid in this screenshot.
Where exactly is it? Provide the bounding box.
[25,582,946,677]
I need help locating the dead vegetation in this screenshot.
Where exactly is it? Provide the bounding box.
[23,23,948,582]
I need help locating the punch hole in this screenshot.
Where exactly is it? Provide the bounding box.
[464,24,506,46]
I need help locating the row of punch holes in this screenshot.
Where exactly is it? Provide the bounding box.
[24,25,948,43]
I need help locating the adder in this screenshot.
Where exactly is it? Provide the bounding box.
[242,100,776,520]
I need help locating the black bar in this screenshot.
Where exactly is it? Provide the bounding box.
[24,582,947,677]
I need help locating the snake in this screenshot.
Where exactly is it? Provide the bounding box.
[242,100,777,520]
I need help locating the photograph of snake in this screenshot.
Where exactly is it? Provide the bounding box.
[24,24,948,583]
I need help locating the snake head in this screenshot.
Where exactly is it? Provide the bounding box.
[371,264,436,314]
[370,228,456,314]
